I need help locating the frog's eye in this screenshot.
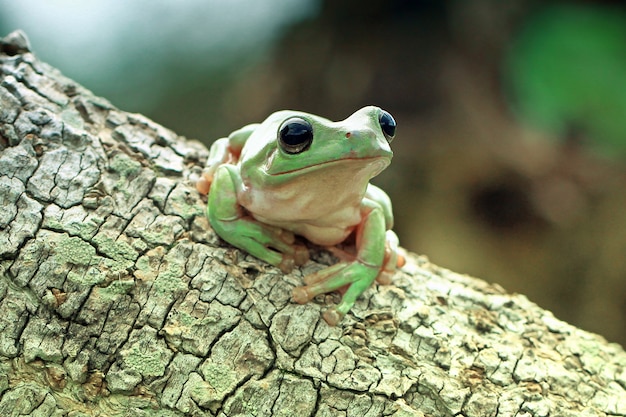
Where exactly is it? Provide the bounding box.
[378,110,396,142]
[278,117,314,154]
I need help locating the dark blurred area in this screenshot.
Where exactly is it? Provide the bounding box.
[3,0,626,346]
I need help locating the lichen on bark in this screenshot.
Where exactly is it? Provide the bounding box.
[1,30,626,417]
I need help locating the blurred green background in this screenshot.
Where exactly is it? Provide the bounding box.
[3,0,626,346]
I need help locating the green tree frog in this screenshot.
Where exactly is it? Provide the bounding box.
[197,106,404,325]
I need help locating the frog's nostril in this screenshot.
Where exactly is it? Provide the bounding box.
[346,130,376,140]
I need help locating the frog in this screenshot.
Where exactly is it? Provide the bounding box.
[196,106,403,325]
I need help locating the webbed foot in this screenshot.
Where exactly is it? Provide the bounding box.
[292,260,379,325]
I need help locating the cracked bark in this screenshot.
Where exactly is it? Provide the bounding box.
[0,30,625,417]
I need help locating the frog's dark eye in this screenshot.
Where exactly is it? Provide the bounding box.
[278,117,314,154]
[378,110,396,142]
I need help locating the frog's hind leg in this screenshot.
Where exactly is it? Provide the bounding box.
[197,138,231,195]
[197,124,258,195]
[377,230,404,285]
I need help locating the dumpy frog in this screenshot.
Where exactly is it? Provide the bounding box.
[197,106,403,325]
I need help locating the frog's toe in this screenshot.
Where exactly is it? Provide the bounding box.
[376,271,394,285]
[303,273,320,286]
[196,173,213,195]
[397,252,406,268]
[277,229,295,244]
[278,256,295,273]
[322,308,344,326]
[294,245,310,266]
[292,286,312,304]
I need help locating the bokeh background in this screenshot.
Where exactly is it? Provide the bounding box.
[2,0,626,346]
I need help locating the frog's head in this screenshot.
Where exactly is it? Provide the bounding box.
[239,106,395,186]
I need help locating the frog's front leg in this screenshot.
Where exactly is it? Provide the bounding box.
[208,164,309,272]
[292,199,387,325]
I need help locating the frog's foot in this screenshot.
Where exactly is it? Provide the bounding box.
[215,216,308,273]
[322,309,345,327]
[196,172,213,195]
[292,261,379,325]
[278,243,309,273]
[248,224,309,273]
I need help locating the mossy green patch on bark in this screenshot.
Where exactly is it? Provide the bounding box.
[54,235,96,267]
[164,184,204,221]
[124,346,167,378]
[92,235,138,262]
[66,268,105,287]
[0,361,8,396]
[197,361,238,403]
[47,217,99,241]
[153,260,187,296]
[0,383,52,416]
[96,279,135,301]
[109,153,142,179]
[118,327,173,384]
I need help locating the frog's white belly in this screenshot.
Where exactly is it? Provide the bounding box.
[255,205,360,246]
[243,187,364,245]
[239,179,370,246]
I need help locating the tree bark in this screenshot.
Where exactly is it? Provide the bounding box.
[0,30,625,417]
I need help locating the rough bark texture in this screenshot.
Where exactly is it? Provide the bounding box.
[0,30,625,417]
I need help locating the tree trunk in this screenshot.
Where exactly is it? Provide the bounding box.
[0,30,625,417]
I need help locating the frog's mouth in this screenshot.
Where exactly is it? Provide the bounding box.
[268,155,391,177]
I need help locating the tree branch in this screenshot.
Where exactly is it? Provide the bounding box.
[1,30,625,417]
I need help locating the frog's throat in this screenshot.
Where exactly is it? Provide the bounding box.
[268,156,391,177]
